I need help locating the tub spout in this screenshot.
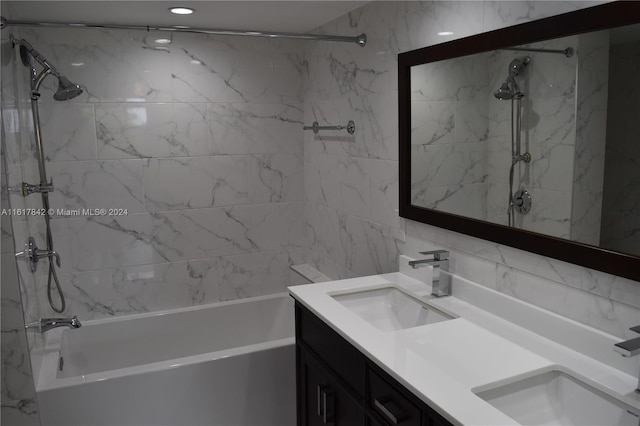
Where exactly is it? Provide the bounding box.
[26,316,81,333]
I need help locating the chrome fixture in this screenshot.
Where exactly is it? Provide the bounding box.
[304,120,356,135]
[15,237,61,273]
[20,180,54,196]
[513,189,532,215]
[408,250,451,297]
[613,325,640,393]
[494,56,533,227]
[25,316,81,333]
[493,56,530,100]
[11,37,82,313]
[501,46,574,58]
[1,17,367,47]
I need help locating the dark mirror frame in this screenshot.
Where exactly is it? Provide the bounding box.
[399,1,640,282]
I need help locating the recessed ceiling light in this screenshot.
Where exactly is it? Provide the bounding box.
[70,62,84,67]
[169,7,195,15]
[155,38,172,44]
[438,31,454,36]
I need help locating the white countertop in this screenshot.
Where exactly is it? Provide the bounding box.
[288,271,640,426]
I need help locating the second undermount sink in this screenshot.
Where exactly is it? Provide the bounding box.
[332,286,455,332]
[474,369,640,426]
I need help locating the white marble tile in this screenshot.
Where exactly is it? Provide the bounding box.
[248,153,303,203]
[143,156,248,211]
[209,103,303,155]
[345,215,399,276]
[368,159,399,228]
[411,52,489,101]
[35,103,97,162]
[411,142,486,189]
[67,214,167,271]
[411,101,456,146]
[112,259,221,313]
[495,264,640,339]
[21,28,173,103]
[219,251,290,301]
[1,398,39,426]
[171,45,302,104]
[412,183,487,222]
[47,159,145,214]
[306,153,370,218]
[482,1,605,32]
[40,269,114,320]
[148,202,305,263]
[96,103,209,159]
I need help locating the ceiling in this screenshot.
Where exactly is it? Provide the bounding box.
[2,1,368,33]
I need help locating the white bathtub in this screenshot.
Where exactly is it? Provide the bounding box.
[36,293,296,426]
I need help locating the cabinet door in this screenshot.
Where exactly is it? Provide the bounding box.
[298,347,365,426]
[298,347,328,426]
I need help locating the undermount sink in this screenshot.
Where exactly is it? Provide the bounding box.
[474,370,640,426]
[332,286,454,332]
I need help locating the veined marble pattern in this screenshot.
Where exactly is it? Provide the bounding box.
[305,153,370,218]
[36,103,97,162]
[143,156,249,211]
[96,103,209,159]
[47,159,145,214]
[368,160,399,228]
[208,103,303,155]
[219,251,291,301]
[249,153,304,203]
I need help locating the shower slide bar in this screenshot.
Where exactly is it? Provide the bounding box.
[501,46,574,57]
[0,17,367,47]
[304,120,356,135]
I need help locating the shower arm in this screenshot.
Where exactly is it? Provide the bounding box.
[11,37,63,80]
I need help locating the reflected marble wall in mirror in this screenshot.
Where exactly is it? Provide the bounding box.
[409,23,640,257]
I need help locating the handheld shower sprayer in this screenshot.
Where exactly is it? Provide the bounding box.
[11,37,85,313]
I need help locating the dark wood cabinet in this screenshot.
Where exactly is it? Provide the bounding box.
[295,302,453,426]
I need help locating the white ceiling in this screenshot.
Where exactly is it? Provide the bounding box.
[2,1,368,33]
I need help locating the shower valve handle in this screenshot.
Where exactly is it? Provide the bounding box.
[15,237,61,272]
[21,180,54,196]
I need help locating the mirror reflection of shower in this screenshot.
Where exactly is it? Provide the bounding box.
[494,56,532,228]
[12,36,84,313]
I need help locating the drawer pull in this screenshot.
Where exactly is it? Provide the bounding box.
[317,385,323,416]
[317,385,334,424]
[374,398,407,424]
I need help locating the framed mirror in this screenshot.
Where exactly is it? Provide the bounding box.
[399,2,640,282]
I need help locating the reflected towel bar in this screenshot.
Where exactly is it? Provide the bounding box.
[304,120,356,135]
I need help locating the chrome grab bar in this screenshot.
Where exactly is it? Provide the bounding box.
[304,120,355,135]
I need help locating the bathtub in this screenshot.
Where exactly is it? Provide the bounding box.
[36,293,296,426]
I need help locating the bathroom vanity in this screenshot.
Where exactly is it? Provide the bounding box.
[289,269,640,426]
[296,302,451,426]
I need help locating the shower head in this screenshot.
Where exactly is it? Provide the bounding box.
[13,37,83,101]
[494,56,530,100]
[494,81,516,100]
[508,56,530,77]
[54,76,83,101]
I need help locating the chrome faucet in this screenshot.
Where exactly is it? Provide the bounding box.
[408,250,451,297]
[26,316,81,333]
[613,325,640,393]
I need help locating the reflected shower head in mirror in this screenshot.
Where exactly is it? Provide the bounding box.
[494,56,530,100]
[54,76,83,101]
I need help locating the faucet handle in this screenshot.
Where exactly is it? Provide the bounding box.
[419,249,449,260]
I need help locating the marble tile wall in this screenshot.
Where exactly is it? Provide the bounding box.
[303,0,640,340]
[1,36,41,425]
[4,26,306,328]
[570,31,609,245]
[600,41,640,254]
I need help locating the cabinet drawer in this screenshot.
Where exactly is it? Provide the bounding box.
[368,369,421,426]
[296,304,366,398]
